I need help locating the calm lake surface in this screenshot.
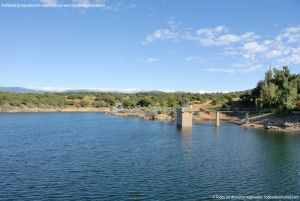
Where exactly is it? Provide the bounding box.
[0,113,299,200]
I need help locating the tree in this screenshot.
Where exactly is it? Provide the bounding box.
[103,95,116,106]
[250,66,298,113]
[240,92,254,107]
[79,100,89,107]
[137,98,152,107]
[122,98,136,108]
[257,68,277,109]
[273,66,298,113]
[166,96,179,107]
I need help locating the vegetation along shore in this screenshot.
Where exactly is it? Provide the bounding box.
[1,66,299,132]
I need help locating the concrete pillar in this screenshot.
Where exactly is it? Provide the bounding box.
[245,112,249,123]
[216,111,220,126]
[176,106,193,127]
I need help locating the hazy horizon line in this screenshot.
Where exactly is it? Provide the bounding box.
[0,85,246,94]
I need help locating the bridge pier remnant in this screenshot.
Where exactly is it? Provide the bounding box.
[176,106,193,127]
[216,111,220,126]
[245,112,249,123]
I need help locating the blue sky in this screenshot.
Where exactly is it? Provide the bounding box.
[0,0,300,92]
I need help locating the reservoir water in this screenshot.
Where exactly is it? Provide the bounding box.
[0,113,299,200]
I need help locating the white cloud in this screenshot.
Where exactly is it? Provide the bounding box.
[243,42,267,53]
[184,56,203,62]
[196,25,228,36]
[191,26,258,46]
[144,22,300,73]
[143,28,179,45]
[215,25,300,70]
[277,26,300,44]
[240,26,300,66]
[205,64,264,74]
[266,50,283,58]
[144,23,259,46]
[280,53,300,65]
[142,57,160,63]
[41,0,57,5]
[206,68,236,74]
[142,18,183,45]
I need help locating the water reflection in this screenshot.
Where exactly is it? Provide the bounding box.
[177,126,193,151]
[214,125,221,137]
[177,126,192,135]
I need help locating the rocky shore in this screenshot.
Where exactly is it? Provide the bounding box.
[109,109,240,122]
[109,111,174,121]
[242,112,300,133]
[0,105,110,113]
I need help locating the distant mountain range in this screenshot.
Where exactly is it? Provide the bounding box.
[0,86,226,94]
[0,86,169,94]
[0,86,45,93]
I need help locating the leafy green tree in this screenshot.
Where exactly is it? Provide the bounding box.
[166,95,179,107]
[137,97,153,107]
[68,94,84,100]
[256,68,277,109]
[0,94,8,106]
[103,95,116,106]
[251,66,298,113]
[122,98,136,108]
[9,99,22,107]
[79,100,89,107]
[93,100,108,108]
[240,91,254,107]
[273,66,298,113]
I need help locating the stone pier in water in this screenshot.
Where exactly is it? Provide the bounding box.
[176,106,193,127]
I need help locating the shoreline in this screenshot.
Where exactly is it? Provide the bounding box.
[0,106,110,113]
[241,112,300,133]
[1,106,300,133]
